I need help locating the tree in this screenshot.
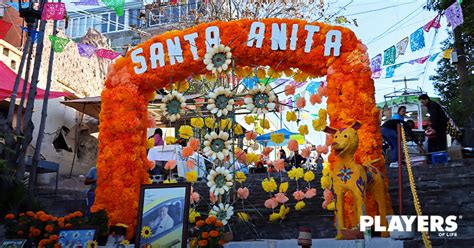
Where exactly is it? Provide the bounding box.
[427,0,473,145]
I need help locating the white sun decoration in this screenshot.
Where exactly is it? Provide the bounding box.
[203,131,231,161]
[162,91,186,122]
[209,203,234,225]
[203,45,232,73]
[207,87,234,117]
[207,166,233,196]
[244,84,277,114]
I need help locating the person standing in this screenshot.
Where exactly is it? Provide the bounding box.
[84,166,97,215]
[153,128,165,146]
[392,106,407,120]
[419,94,448,152]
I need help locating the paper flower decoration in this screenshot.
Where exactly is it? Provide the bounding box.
[286,111,297,122]
[191,117,204,128]
[310,94,322,105]
[188,137,200,151]
[205,117,215,128]
[244,115,254,125]
[293,190,305,201]
[270,133,284,144]
[288,167,304,180]
[305,188,317,199]
[304,171,315,182]
[264,198,278,209]
[284,85,296,96]
[262,177,278,193]
[165,136,177,144]
[244,85,277,114]
[164,160,177,170]
[203,131,231,161]
[207,166,233,196]
[237,212,250,222]
[274,193,289,203]
[295,201,306,211]
[162,91,186,122]
[186,170,198,183]
[207,87,234,117]
[245,131,258,141]
[204,45,232,73]
[179,125,193,139]
[260,119,270,129]
[312,108,328,131]
[287,139,299,152]
[235,171,247,183]
[237,187,249,200]
[209,203,234,225]
[296,96,306,109]
[301,147,311,158]
[298,125,309,136]
[234,124,244,135]
[274,159,285,172]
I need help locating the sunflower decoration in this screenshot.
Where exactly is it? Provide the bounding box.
[207,166,233,196]
[207,87,234,117]
[162,91,186,122]
[87,240,99,248]
[121,240,130,245]
[244,84,277,114]
[203,45,232,73]
[141,226,152,239]
[203,131,231,161]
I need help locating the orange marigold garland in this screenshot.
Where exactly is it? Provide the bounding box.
[98,18,392,236]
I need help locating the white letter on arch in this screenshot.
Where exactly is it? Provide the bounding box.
[304,25,320,53]
[184,32,199,60]
[205,26,220,52]
[166,36,184,65]
[271,23,287,50]
[289,24,298,51]
[131,48,147,74]
[150,42,165,69]
[247,21,265,48]
[324,30,342,56]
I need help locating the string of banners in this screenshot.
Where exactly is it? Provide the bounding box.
[370,1,464,78]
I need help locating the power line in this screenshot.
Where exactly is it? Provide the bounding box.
[344,2,418,17]
[366,4,424,45]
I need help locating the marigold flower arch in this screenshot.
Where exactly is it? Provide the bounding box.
[97,18,393,237]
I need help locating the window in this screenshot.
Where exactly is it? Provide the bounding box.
[3,48,9,56]
[101,13,109,33]
[109,13,117,32]
[72,18,80,37]
[79,17,86,37]
[10,60,16,70]
[117,13,125,31]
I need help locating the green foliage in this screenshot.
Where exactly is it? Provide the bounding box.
[86,209,109,236]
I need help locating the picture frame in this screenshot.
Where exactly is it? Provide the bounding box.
[136,183,191,248]
[57,227,98,247]
[0,239,27,248]
[105,225,127,247]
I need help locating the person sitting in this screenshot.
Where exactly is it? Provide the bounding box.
[392,106,407,120]
[150,206,174,236]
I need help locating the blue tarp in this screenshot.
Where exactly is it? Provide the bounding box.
[256,128,299,147]
[6,2,30,11]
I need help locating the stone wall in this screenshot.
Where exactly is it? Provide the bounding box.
[193,159,474,244]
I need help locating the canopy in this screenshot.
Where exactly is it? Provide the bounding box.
[0,61,70,100]
[61,96,101,119]
[256,128,304,147]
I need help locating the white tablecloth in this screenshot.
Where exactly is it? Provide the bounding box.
[147,145,206,178]
[224,238,405,248]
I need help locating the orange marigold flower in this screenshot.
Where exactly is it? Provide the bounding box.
[57,217,65,223]
[19,213,25,217]
[207,215,217,224]
[50,234,59,241]
[58,222,65,228]
[198,239,208,247]
[209,230,220,238]
[201,231,209,239]
[5,213,15,220]
[218,240,226,246]
[215,221,223,227]
[45,224,54,233]
[17,230,24,237]
[40,214,50,222]
[182,146,194,158]
[26,211,35,217]
[54,244,61,248]
[196,220,205,227]
[65,223,72,228]
[36,211,46,217]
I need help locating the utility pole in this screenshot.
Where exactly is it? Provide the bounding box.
[29,0,61,198]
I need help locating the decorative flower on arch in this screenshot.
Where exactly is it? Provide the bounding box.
[204,45,232,73]
[207,166,233,196]
[162,91,186,122]
[207,87,234,117]
[203,131,231,161]
[244,85,277,114]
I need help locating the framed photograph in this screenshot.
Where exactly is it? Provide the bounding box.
[57,227,97,247]
[1,239,27,248]
[136,183,191,248]
[106,225,127,247]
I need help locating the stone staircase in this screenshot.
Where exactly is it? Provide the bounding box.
[193,159,474,247]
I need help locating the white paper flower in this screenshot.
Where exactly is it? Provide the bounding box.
[210,203,234,225]
[207,87,234,117]
[203,131,231,161]
[162,91,186,122]
[244,85,277,114]
[207,166,233,196]
[203,45,232,73]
